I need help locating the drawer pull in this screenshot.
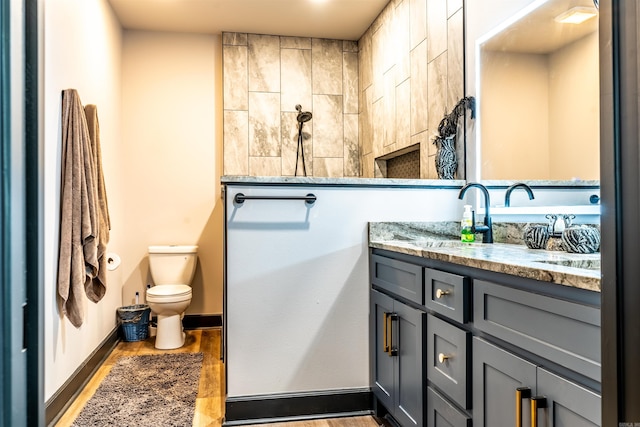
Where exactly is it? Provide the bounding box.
[383,312,390,354]
[436,288,450,299]
[531,396,547,427]
[437,353,451,364]
[389,313,398,356]
[516,387,531,427]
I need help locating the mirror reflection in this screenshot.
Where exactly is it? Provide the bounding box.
[467,0,599,181]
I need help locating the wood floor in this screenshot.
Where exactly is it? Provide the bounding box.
[55,329,382,427]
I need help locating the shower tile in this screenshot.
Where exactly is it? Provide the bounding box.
[344,114,360,177]
[343,52,359,114]
[371,24,385,101]
[223,110,249,175]
[312,94,343,158]
[372,97,384,155]
[358,30,373,91]
[281,36,311,49]
[396,79,411,148]
[223,32,247,46]
[360,86,373,156]
[428,53,448,143]
[313,158,344,178]
[362,153,374,178]
[249,157,282,177]
[410,40,428,136]
[248,34,280,92]
[312,39,343,95]
[427,0,447,62]
[395,0,411,84]
[383,67,397,147]
[448,9,464,107]
[281,48,312,113]
[448,0,463,17]
[343,40,358,53]
[223,45,248,111]
[410,0,427,50]
[249,92,281,157]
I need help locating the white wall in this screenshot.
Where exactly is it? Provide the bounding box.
[120,30,223,315]
[44,0,124,400]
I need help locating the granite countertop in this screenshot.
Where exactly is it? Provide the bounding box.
[221,175,465,188]
[369,222,601,292]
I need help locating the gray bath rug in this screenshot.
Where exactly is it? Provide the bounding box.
[72,352,203,426]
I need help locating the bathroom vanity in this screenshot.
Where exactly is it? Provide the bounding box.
[369,222,601,427]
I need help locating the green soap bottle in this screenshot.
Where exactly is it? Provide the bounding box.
[461,204,475,243]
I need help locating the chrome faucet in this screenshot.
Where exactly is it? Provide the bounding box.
[458,182,493,243]
[504,183,535,207]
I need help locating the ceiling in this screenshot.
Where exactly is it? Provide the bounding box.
[107,0,390,41]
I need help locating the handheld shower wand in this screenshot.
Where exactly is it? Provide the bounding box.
[294,105,312,177]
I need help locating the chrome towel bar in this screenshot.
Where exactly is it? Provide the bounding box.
[234,193,316,205]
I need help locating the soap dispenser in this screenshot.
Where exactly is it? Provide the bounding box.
[461,205,475,243]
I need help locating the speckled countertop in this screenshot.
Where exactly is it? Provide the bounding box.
[369,222,601,292]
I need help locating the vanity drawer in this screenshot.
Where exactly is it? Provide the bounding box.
[474,280,601,382]
[426,314,471,409]
[424,268,469,323]
[426,387,471,427]
[371,254,423,304]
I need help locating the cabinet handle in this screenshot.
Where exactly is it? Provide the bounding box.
[516,387,531,427]
[436,288,450,298]
[382,312,390,355]
[438,353,451,364]
[389,313,398,357]
[531,396,547,427]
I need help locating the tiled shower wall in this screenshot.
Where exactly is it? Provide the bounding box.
[222,32,359,177]
[359,0,465,179]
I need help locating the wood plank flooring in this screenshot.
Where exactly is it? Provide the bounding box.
[55,329,382,427]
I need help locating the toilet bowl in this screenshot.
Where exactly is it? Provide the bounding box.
[147,245,198,349]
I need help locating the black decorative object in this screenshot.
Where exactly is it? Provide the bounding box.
[523,225,550,249]
[561,225,601,253]
[433,96,475,179]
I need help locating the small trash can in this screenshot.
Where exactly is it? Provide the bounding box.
[117,304,151,342]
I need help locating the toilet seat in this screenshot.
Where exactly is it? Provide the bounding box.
[147,284,192,302]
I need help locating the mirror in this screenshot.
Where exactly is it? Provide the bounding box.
[465,0,599,182]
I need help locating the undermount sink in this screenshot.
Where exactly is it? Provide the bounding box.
[534,259,601,271]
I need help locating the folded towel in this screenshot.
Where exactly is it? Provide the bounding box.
[84,104,110,303]
[57,89,100,328]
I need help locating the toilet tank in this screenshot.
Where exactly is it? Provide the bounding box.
[148,245,198,285]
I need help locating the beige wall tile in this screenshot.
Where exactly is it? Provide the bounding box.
[313,158,344,178]
[447,9,464,108]
[410,40,428,136]
[223,45,248,111]
[427,0,448,62]
[360,86,373,156]
[394,0,411,84]
[249,92,281,157]
[281,48,312,113]
[372,26,385,101]
[448,0,463,17]
[372,97,384,155]
[344,114,360,176]
[249,157,282,176]
[343,52,359,114]
[409,0,427,50]
[428,53,448,143]
[223,110,248,175]
[313,94,344,158]
[312,39,343,95]
[358,30,373,91]
[343,40,358,53]
[396,79,411,148]
[223,32,247,46]
[383,67,397,147]
[248,34,280,92]
[362,153,374,178]
[281,36,311,49]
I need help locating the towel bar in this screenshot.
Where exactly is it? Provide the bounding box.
[234,193,316,205]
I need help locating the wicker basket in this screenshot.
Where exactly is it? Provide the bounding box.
[117,304,151,342]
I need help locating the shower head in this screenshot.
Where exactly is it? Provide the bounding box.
[295,104,312,123]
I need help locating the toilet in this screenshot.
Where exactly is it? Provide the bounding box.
[146,245,198,349]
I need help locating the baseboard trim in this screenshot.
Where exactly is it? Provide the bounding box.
[45,326,120,426]
[223,389,373,426]
[183,314,222,329]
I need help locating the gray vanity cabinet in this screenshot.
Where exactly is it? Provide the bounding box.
[371,289,426,427]
[473,338,601,427]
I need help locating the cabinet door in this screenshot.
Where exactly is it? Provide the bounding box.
[536,368,601,426]
[473,338,537,427]
[371,290,396,412]
[394,301,426,427]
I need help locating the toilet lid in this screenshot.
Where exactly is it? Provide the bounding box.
[147,284,191,298]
